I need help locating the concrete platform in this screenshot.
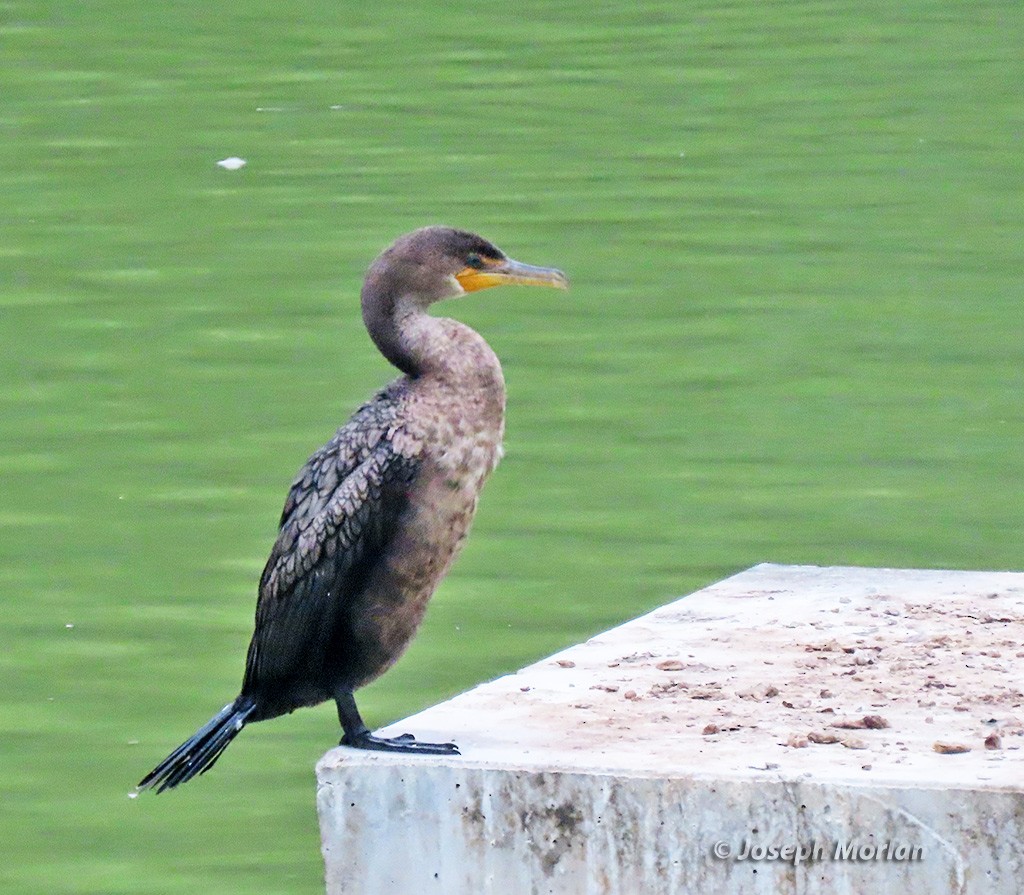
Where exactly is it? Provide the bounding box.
[316,564,1024,894]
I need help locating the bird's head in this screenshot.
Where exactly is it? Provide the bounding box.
[363,226,569,308]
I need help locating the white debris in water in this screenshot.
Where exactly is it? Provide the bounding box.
[216,156,247,170]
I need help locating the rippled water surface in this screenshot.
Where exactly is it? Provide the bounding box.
[3,1,1022,892]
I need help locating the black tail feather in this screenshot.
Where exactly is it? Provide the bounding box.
[137,696,257,793]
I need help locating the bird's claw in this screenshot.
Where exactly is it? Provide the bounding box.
[340,730,460,755]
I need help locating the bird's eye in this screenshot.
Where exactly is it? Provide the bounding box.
[466,253,484,269]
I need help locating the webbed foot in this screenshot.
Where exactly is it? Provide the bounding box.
[341,730,460,755]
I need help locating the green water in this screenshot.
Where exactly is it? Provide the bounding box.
[2,0,1022,891]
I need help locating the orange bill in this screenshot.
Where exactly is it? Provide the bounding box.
[455,257,569,293]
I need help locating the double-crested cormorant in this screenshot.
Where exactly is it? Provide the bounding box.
[138,227,568,792]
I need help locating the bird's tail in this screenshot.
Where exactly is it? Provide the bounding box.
[137,696,257,793]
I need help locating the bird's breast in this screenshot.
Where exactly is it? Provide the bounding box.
[403,322,507,497]
[343,367,505,686]
[395,392,505,577]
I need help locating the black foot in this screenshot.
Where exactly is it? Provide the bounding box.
[341,730,460,755]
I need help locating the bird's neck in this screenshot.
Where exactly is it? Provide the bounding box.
[364,293,497,386]
[362,292,438,377]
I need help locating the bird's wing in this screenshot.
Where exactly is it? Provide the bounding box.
[243,409,420,692]
[277,385,404,529]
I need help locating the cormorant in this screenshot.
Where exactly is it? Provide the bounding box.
[138,226,568,792]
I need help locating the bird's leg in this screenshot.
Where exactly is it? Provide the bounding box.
[334,689,460,755]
